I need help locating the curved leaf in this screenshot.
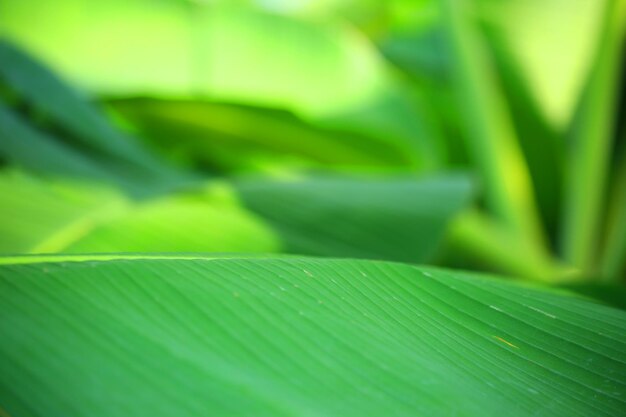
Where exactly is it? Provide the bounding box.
[0,256,624,416]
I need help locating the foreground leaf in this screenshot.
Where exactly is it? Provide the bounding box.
[0,255,624,416]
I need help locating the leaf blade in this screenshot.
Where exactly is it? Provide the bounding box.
[0,256,624,416]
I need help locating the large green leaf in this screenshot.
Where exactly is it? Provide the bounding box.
[0,255,624,416]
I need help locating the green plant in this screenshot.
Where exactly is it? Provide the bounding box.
[0,0,625,415]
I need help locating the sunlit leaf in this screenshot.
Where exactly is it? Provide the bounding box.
[0,170,125,254]
[0,171,277,255]
[65,191,280,254]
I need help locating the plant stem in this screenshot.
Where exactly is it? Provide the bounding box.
[440,0,548,270]
[600,131,626,282]
[448,210,566,282]
[560,0,626,272]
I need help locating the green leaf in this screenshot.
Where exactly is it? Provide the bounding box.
[0,255,624,416]
[0,170,125,254]
[0,40,187,189]
[236,174,473,262]
[110,98,420,171]
[599,129,626,281]
[444,210,561,281]
[64,190,280,254]
[0,1,440,169]
[0,104,117,183]
[0,171,278,255]
[483,31,563,242]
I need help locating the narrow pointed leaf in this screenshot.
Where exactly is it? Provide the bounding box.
[0,40,186,184]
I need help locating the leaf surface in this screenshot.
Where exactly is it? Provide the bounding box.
[0,256,624,416]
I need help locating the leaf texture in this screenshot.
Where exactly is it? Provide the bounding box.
[0,256,624,416]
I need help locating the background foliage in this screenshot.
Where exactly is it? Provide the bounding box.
[1,0,625,284]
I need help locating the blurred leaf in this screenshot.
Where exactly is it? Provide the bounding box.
[600,129,626,281]
[236,174,473,262]
[110,98,421,172]
[1,255,625,416]
[380,28,449,81]
[0,1,440,169]
[65,190,280,254]
[0,42,197,196]
[444,210,561,281]
[0,103,192,196]
[0,170,125,254]
[0,41,175,177]
[0,169,471,262]
[0,105,121,184]
[378,29,472,170]
[0,171,278,254]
